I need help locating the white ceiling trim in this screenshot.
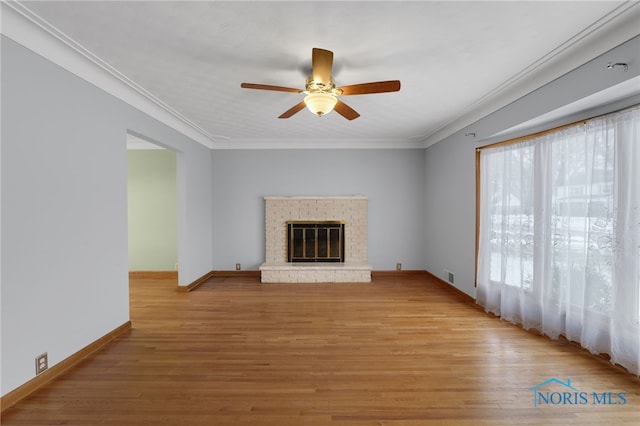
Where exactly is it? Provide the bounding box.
[420,1,640,148]
[1,1,218,149]
[213,138,426,150]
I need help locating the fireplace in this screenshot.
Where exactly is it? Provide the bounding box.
[288,221,345,262]
[260,196,371,283]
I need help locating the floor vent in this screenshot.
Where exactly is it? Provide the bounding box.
[445,269,454,284]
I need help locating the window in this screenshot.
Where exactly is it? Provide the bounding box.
[476,105,640,375]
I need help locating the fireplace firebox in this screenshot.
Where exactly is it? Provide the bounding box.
[287,221,345,263]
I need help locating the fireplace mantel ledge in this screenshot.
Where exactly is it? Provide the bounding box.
[264,195,367,200]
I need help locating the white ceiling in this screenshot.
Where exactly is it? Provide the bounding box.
[16,1,639,148]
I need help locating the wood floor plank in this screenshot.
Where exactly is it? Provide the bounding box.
[2,273,638,425]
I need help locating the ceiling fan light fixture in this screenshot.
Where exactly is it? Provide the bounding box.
[304,92,337,116]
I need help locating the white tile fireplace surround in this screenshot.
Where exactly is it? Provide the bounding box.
[260,196,372,283]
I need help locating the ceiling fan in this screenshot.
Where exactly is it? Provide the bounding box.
[240,48,401,120]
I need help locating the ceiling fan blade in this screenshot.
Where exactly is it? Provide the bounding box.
[278,101,307,119]
[312,48,333,86]
[338,80,401,96]
[333,100,360,121]
[241,83,301,93]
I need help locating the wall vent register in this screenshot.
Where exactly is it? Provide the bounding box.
[287,221,345,262]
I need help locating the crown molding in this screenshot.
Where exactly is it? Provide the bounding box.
[420,1,640,149]
[211,137,426,150]
[1,1,218,149]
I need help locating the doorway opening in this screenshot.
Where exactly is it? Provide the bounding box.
[126,132,179,281]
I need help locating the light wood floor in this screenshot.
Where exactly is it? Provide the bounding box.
[2,273,639,425]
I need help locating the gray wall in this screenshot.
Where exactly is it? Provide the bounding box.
[211,149,425,271]
[1,36,212,396]
[423,133,477,296]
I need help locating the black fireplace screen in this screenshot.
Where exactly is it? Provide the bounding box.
[287,221,345,262]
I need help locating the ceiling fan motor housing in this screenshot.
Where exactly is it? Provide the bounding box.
[304,77,343,97]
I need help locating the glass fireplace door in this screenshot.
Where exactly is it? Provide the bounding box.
[287,221,345,262]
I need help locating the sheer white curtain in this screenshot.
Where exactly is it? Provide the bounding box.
[477,106,640,375]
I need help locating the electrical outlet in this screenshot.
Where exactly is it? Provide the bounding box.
[235,263,241,271]
[396,263,402,271]
[174,263,179,270]
[35,352,48,375]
